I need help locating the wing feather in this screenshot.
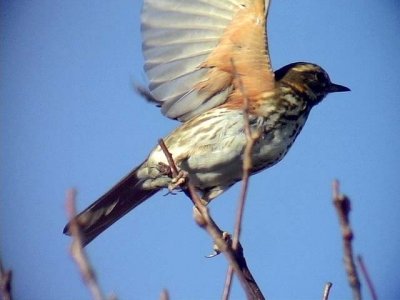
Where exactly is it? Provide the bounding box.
[141,0,273,121]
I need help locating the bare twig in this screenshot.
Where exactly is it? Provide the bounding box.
[221,266,234,300]
[332,180,361,300]
[159,289,170,300]
[158,139,264,300]
[65,189,107,300]
[357,255,378,300]
[0,259,12,300]
[322,282,333,300]
[222,57,262,300]
[232,63,259,250]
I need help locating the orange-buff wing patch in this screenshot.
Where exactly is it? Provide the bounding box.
[141,0,274,121]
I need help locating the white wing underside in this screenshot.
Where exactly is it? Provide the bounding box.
[141,0,271,121]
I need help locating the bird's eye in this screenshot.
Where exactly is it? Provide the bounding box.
[307,72,327,94]
[316,72,326,83]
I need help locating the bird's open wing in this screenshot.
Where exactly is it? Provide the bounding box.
[141,0,274,121]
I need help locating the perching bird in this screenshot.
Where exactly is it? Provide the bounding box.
[64,0,349,246]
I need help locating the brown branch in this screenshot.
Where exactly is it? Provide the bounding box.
[159,289,170,300]
[65,189,108,300]
[232,65,259,250]
[332,180,361,300]
[222,58,261,300]
[357,255,378,300]
[322,282,333,300]
[0,259,13,300]
[158,139,264,300]
[221,266,234,300]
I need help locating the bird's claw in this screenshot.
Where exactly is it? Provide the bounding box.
[205,231,232,258]
[205,247,220,258]
[157,162,189,192]
[162,190,177,196]
[168,170,188,192]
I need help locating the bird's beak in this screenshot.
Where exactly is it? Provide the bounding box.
[327,83,350,93]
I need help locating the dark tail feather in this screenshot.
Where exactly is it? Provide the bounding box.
[63,164,158,247]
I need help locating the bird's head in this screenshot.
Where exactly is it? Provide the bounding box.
[275,62,350,106]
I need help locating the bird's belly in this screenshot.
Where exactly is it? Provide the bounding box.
[188,118,306,188]
[251,118,306,173]
[140,113,307,193]
[187,158,244,188]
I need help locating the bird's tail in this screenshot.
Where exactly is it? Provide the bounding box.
[63,163,158,247]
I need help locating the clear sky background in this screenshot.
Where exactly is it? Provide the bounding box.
[1,1,400,299]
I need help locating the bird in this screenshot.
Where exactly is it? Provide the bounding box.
[63,0,350,246]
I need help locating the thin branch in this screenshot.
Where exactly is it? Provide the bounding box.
[0,259,13,300]
[159,289,170,300]
[222,57,262,300]
[65,189,107,300]
[222,267,234,300]
[158,139,264,300]
[332,180,361,300]
[232,59,261,250]
[322,282,333,300]
[357,255,378,300]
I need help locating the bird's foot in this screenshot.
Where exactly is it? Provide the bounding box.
[157,162,188,192]
[206,231,232,258]
[168,170,189,192]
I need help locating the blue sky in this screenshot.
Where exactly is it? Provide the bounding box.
[1,1,400,299]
